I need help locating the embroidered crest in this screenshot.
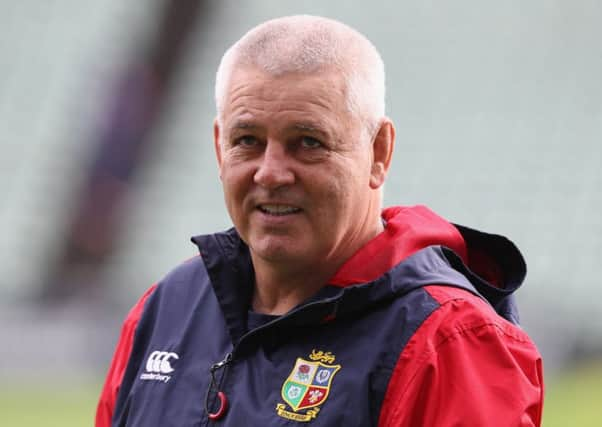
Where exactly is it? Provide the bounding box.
[276,350,341,422]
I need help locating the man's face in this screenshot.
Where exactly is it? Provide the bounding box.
[214,67,383,270]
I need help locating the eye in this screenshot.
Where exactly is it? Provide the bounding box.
[234,135,259,147]
[300,136,323,149]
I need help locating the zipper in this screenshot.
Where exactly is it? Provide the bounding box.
[204,352,232,421]
[202,317,284,423]
[203,293,343,423]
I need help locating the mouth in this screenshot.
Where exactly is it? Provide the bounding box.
[257,204,303,216]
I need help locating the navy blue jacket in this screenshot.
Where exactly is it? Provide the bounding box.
[97,206,543,426]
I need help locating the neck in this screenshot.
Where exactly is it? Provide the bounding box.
[250,213,384,315]
[250,261,331,315]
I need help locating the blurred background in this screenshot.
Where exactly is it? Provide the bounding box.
[1,0,600,425]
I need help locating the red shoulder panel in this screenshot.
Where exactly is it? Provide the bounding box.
[378,285,544,427]
[95,285,157,427]
[330,206,467,286]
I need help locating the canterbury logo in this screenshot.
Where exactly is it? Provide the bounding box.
[140,350,179,383]
[146,351,179,373]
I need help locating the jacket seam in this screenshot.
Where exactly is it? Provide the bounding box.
[406,304,533,391]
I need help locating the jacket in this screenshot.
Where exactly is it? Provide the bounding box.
[96,205,543,426]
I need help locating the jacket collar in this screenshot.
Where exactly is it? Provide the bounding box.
[191,205,527,343]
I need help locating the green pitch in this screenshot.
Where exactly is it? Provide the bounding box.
[0,381,101,427]
[543,361,602,426]
[0,362,600,426]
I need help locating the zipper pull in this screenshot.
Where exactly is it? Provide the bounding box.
[205,352,232,421]
[210,352,232,372]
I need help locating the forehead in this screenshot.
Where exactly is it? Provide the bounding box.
[221,66,352,128]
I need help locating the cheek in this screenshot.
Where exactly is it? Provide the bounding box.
[221,160,253,190]
[321,164,372,213]
[220,168,249,212]
[310,172,353,216]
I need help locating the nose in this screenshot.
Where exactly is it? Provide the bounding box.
[253,140,295,189]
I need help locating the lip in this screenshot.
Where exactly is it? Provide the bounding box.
[256,203,303,215]
[254,203,303,225]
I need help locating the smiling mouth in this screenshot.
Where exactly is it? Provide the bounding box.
[257,204,302,216]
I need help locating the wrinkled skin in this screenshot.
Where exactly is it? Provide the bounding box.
[214,66,394,312]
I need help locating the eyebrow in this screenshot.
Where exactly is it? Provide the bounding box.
[227,120,329,137]
[228,121,259,132]
[290,122,329,137]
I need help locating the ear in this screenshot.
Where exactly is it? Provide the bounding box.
[369,118,395,189]
[213,118,223,178]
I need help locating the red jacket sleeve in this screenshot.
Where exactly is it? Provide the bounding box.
[378,285,544,427]
[95,285,157,427]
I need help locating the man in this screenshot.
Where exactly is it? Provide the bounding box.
[96,15,543,426]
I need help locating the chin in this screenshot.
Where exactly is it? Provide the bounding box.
[250,237,306,263]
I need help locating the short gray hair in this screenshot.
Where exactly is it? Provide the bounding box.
[215,15,385,129]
